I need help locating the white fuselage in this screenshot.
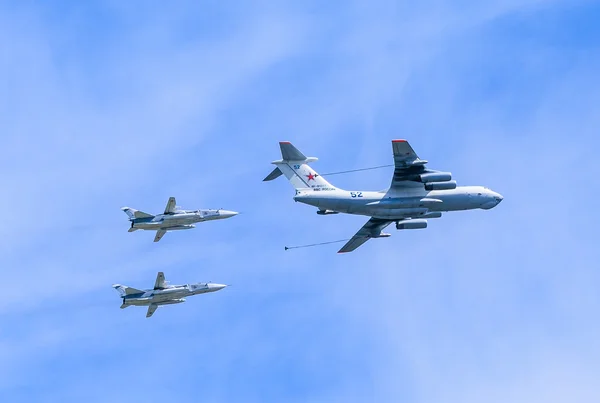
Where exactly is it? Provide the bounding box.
[132,210,238,231]
[122,283,227,307]
[294,185,503,220]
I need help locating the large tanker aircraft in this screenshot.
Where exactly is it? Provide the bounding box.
[264,140,503,253]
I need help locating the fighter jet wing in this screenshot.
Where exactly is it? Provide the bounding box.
[154,272,166,290]
[154,229,167,242]
[164,197,177,214]
[390,140,428,189]
[146,304,158,318]
[338,218,393,253]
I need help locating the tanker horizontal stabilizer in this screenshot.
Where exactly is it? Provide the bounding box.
[263,141,337,191]
[263,167,283,181]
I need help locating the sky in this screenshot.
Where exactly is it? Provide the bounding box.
[1,0,600,402]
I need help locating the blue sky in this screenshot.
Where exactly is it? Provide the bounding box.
[1,1,599,402]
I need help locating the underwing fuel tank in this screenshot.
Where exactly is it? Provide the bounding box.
[165,225,195,231]
[156,299,186,306]
[163,213,197,221]
[317,210,339,215]
[396,219,428,230]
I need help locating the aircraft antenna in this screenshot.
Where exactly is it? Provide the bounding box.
[284,239,350,250]
[320,164,393,176]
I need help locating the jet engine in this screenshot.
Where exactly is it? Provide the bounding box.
[396,219,428,230]
[419,172,452,183]
[424,180,457,191]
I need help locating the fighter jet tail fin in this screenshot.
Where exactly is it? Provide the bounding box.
[264,141,339,191]
[112,284,144,297]
[121,207,154,219]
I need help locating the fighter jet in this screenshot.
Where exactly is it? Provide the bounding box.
[264,140,503,253]
[113,272,227,318]
[121,197,238,242]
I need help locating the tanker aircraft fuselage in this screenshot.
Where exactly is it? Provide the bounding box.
[294,185,502,219]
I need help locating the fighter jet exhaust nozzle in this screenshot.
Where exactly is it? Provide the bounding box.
[424,181,457,191]
[396,219,428,230]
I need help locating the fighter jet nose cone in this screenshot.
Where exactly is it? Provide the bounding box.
[209,283,227,291]
[219,210,238,219]
[495,193,504,204]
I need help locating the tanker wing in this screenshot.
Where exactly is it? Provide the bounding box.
[338,217,393,253]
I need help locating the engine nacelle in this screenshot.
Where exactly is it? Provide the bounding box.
[419,172,452,183]
[396,219,428,230]
[425,180,457,191]
[317,210,339,215]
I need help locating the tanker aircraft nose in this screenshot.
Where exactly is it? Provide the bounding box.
[481,191,503,210]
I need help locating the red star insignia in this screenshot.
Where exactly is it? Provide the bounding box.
[306,173,316,181]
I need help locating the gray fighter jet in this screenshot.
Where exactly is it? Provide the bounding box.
[122,197,238,242]
[113,272,227,318]
[264,140,503,253]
